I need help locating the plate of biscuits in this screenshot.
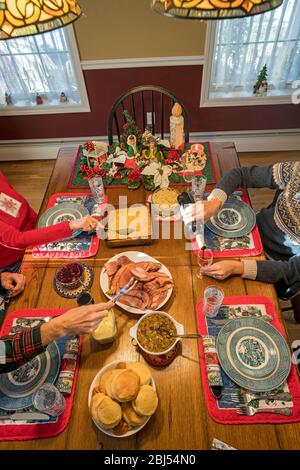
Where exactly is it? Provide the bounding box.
[88,360,158,437]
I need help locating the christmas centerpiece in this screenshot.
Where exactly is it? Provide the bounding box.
[70,109,215,191]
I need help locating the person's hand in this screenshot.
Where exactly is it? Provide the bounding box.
[40,301,115,346]
[183,199,222,224]
[69,216,99,232]
[0,272,26,297]
[201,260,244,280]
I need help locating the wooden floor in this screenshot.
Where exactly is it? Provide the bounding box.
[0,150,299,343]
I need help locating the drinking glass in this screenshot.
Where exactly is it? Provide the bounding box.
[196,248,213,279]
[183,171,194,191]
[203,286,224,318]
[192,175,207,202]
[88,176,105,203]
[33,383,66,417]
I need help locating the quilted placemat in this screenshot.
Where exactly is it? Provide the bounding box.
[192,189,263,258]
[0,308,82,441]
[196,296,300,424]
[32,193,107,259]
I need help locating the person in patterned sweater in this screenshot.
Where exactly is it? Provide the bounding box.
[185,162,300,292]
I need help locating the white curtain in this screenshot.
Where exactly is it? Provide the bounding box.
[210,0,300,97]
[0,28,80,106]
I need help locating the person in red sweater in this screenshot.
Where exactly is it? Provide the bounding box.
[0,171,98,312]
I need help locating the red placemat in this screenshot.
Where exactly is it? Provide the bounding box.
[192,189,263,258]
[196,296,300,424]
[68,142,217,189]
[0,308,82,441]
[32,193,108,259]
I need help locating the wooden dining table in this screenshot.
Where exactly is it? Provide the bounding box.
[1,142,299,450]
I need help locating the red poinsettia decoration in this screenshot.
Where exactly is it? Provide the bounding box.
[165,149,181,165]
[84,141,96,151]
[128,169,141,183]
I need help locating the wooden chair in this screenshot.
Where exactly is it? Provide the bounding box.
[107,85,190,145]
[276,281,300,323]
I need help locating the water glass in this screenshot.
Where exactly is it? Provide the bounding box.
[33,383,66,417]
[192,175,207,202]
[196,248,213,279]
[183,171,194,190]
[203,286,224,318]
[88,176,105,203]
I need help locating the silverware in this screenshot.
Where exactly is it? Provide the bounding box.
[231,390,292,405]
[0,412,50,421]
[237,403,292,417]
[211,315,273,326]
[110,278,138,303]
[175,333,202,339]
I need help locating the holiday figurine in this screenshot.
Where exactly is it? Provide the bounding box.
[253,64,268,97]
[36,93,43,105]
[141,137,162,161]
[170,102,184,149]
[124,135,138,169]
[5,92,13,106]
[60,92,68,103]
[142,127,154,147]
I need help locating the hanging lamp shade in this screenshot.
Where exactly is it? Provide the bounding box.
[0,0,81,40]
[151,0,284,20]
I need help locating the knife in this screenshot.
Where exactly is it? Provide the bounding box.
[211,315,273,326]
[0,412,50,421]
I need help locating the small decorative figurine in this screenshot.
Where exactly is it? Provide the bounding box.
[60,92,68,103]
[36,93,43,105]
[142,127,154,146]
[253,64,268,97]
[5,92,13,106]
[170,102,184,149]
[142,137,162,161]
[127,134,138,157]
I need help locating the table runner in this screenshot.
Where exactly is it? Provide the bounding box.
[32,193,107,259]
[68,142,216,189]
[0,309,82,440]
[192,189,263,258]
[196,296,300,424]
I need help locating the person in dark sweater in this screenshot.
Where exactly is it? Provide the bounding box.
[185,162,300,290]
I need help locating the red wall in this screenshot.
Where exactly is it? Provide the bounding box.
[0,65,299,141]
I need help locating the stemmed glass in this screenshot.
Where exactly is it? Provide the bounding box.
[192,175,207,202]
[183,171,194,192]
[196,248,213,279]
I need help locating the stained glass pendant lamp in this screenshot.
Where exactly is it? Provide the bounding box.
[151,0,284,20]
[0,0,81,40]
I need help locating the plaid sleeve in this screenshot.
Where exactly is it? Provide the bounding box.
[0,326,46,374]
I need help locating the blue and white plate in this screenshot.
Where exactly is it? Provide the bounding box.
[217,318,291,392]
[206,199,256,238]
[38,203,88,240]
[0,342,60,411]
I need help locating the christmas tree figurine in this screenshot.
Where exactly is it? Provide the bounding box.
[253,64,268,96]
[120,110,142,150]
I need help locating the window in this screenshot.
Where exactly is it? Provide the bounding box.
[201,0,300,107]
[0,26,90,115]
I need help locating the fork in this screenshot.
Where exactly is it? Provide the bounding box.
[110,278,138,303]
[230,390,292,404]
[237,403,292,416]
